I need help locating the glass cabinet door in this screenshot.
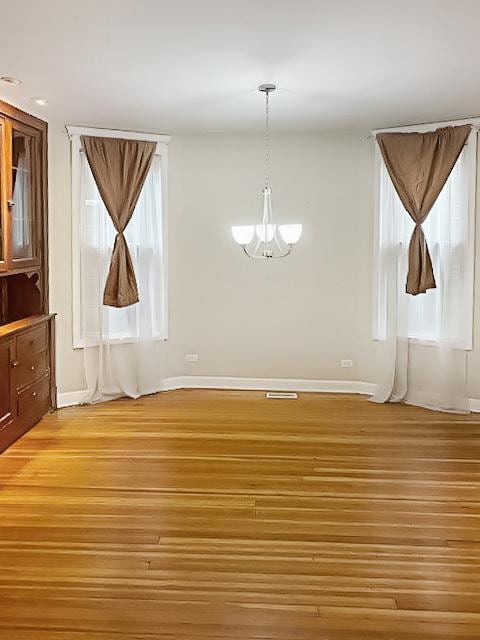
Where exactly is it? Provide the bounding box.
[10,124,39,264]
[0,117,6,269]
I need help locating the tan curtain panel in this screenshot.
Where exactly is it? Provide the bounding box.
[81,136,156,307]
[376,125,471,295]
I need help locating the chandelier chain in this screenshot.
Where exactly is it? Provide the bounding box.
[265,90,270,188]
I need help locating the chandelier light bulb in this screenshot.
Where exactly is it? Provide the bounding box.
[232,225,254,246]
[279,224,303,245]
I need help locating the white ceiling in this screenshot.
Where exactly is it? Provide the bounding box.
[1,0,479,132]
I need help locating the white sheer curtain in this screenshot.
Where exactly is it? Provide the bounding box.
[79,151,167,403]
[371,129,476,413]
[12,149,31,257]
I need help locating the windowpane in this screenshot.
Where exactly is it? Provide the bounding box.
[374,136,474,349]
[78,152,167,345]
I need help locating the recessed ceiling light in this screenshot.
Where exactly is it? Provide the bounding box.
[0,76,21,86]
[31,97,48,106]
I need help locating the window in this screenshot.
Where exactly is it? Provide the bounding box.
[68,127,169,348]
[373,126,476,349]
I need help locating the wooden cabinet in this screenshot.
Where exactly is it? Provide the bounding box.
[0,99,55,454]
[0,339,15,432]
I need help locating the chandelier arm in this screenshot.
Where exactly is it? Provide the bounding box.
[242,245,292,259]
[273,230,285,253]
[253,229,264,254]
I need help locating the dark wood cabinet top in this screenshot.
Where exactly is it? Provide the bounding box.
[0,99,48,133]
[0,314,54,341]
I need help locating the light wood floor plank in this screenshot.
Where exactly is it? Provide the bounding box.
[1,389,480,638]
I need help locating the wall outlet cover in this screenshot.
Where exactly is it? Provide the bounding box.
[185,353,199,362]
[340,359,354,368]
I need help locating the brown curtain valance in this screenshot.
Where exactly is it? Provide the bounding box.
[81,136,156,307]
[376,124,471,295]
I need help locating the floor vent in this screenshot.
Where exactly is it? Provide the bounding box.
[265,392,298,399]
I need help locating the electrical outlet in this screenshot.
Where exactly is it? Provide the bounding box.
[340,359,354,368]
[185,353,199,363]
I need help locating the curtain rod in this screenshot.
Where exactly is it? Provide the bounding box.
[369,116,480,139]
[65,124,171,144]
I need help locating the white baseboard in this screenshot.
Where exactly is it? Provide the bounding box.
[57,376,480,412]
[57,389,90,408]
[162,376,376,395]
[469,398,480,413]
[58,376,375,407]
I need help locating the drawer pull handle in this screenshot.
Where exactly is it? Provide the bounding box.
[11,360,19,368]
[32,392,37,398]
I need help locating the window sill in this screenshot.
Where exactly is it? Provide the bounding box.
[408,337,438,347]
[73,335,168,350]
[372,336,472,351]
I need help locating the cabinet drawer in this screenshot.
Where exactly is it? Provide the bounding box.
[17,324,48,359]
[17,376,50,429]
[14,348,49,390]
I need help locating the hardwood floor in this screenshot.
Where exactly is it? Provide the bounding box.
[0,390,480,639]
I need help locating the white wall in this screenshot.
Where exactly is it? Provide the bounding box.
[49,127,377,394]
[48,125,480,399]
[169,132,375,382]
[49,124,86,393]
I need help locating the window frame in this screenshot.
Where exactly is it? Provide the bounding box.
[371,120,478,349]
[66,125,171,349]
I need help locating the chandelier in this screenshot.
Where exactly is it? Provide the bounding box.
[231,84,302,258]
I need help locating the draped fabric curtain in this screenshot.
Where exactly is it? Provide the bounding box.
[81,136,156,307]
[371,127,476,413]
[376,125,471,295]
[79,150,167,403]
